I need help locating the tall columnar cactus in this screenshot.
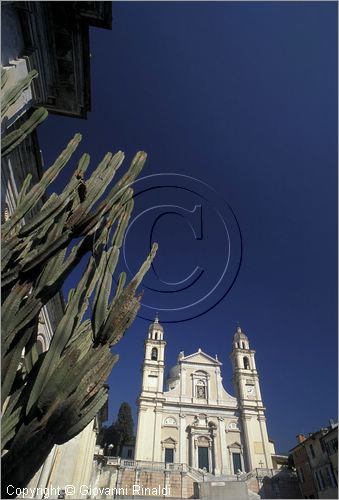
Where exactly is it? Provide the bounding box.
[1,69,48,156]
[1,68,157,496]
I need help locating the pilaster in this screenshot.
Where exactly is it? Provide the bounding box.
[217,417,229,474]
[179,413,186,464]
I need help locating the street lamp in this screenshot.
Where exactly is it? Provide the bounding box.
[108,444,114,457]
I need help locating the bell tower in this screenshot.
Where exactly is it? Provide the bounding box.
[140,315,166,395]
[230,326,274,471]
[135,316,166,461]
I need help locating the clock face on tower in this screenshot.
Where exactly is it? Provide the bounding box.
[246,385,255,396]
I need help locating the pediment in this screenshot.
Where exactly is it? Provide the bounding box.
[182,350,222,366]
[228,441,242,450]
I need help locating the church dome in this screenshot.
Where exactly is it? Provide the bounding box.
[168,364,180,380]
[167,364,180,389]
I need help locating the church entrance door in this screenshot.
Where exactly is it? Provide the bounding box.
[198,446,209,471]
[232,452,242,473]
[165,448,174,463]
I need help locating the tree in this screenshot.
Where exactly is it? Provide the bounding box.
[115,402,135,455]
[1,69,157,496]
[103,402,135,456]
[287,453,296,470]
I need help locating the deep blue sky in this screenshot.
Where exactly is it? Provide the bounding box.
[38,2,338,454]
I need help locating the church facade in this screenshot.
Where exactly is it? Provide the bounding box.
[135,318,275,476]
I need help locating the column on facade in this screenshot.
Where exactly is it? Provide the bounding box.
[135,407,149,460]
[208,438,213,474]
[258,414,273,468]
[179,366,186,401]
[206,374,211,402]
[217,417,229,475]
[191,434,196,468]
[241,414,254,471]
[211,427,219,474]
[152,407,163,462]
[254,376,263,405]
[216,369,223,404]
[179,414,186,464]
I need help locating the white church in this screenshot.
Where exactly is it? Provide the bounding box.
[134,316,276,476]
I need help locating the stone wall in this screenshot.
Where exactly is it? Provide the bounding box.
[197,481,248,499]
[92,460,196,499]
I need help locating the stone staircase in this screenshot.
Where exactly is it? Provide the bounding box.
[93,456,281,499]
[186,466,278,498]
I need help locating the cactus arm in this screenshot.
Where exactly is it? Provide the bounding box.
[91,198,135,339]
[17,191,72,238]
[66,151,125,228]
[1,108,48,158]
[1,281,32,338]
[92,247,119,337]
[1,69,38,118]
[64,153,90,195]
[96,244,158,347]
[115,272,126,298]
[105,151,147,202]
[1,406,22,450]
[73,151,146,235]
[16,174,32,209]
[129,242,158,290]
[25,257,98,415]
[1,319,37,407]
[1,237,26,274]
[56,387,108,445]
[2,133,82,238]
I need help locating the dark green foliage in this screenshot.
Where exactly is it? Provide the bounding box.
[287,454,295,470]
[103,402,135,456]
[1,69,157,495]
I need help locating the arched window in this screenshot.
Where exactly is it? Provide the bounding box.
[243,356,250,370]
[242,342,245,349]
[151,347,158,360]
[154,332,158,340]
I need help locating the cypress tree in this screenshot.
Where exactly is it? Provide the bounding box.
[103,402,134,456]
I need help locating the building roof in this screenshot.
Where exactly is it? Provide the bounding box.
[181,349,222,366]
[289,425,335,453]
